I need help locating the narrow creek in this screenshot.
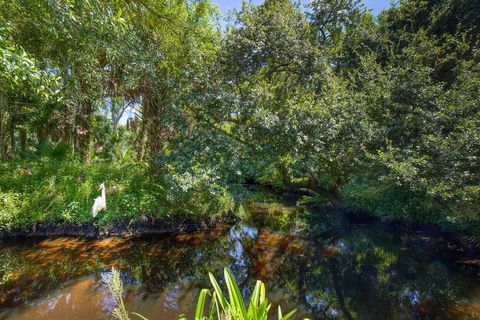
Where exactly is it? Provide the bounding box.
[1,203,480,320]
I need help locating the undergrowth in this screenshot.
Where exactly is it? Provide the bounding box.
[0,159,233,232]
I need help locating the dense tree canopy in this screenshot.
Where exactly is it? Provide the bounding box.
[0,0,479,233]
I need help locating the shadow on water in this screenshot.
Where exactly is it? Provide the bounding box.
[1,203,480,320]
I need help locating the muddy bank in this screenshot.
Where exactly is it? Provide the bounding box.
[0,213,237,239]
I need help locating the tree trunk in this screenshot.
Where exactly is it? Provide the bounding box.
[0,93,11,161]
[135,117,147,162]
[9,126,15,158]
[147,102,164,164]
[328,258,353,320]
[277,161,293,189]
[36,126,48,145]
[19,128,27,153]
[144,89,167,171]
[307,168,343,205]
[75,101,93,162]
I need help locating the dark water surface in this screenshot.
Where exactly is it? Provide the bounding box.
[1,203,480,320]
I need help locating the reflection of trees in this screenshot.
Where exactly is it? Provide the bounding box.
[0,238,108,306]
[1,211,479,320]
[299,224,479,320]
[118,237,231,297]
[0,232,232,307]
[328,258,353,320]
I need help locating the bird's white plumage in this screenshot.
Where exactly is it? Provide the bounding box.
[92,183,106,217]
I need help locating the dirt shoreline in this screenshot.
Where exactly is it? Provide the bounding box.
[0,214,237,239]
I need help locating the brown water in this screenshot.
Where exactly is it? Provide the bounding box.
[1,204,480,320]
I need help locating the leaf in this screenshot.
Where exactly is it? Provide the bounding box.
[195,289,210,320]
[224,268,247,319]
[278,306,297,320]
[208,272,228,311]
[131,312,149,320]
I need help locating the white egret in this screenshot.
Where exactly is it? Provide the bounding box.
[92,183,106,217]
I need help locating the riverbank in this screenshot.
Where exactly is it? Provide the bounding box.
[1,160,478,242]
[0,160,235,236]
[0,213,236,239]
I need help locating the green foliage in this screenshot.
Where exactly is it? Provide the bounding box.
[0,159,232,231]
[159,170,233,219]
[34,140,70,161]
[347,29,479,224]
[201,268,297,320]
[0,0,478,234]
[0,25,60,100]
[106,267,301,320]
[343,180,439,222]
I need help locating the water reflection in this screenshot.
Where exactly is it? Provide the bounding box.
[228,224,258,285]
[1,203,480,319]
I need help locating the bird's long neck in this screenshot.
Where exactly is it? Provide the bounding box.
[101,187,106,200]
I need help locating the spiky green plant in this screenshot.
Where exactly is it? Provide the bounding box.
[107,268,304,320]
[197,268,298,320]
